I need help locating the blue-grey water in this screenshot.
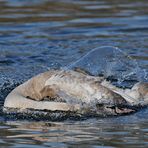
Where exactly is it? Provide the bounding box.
[0,0,148,147]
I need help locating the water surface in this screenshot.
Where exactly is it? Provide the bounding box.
[0,0,148,147]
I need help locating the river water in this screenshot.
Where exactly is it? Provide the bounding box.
[0,0,148,147]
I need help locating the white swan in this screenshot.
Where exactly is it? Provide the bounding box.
[3,69,148,115]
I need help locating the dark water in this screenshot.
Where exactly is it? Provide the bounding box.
[0,0,148,147]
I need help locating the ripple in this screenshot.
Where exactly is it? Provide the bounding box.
[0,0,148,147]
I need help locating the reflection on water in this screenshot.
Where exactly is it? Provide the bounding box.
[0,0,148,147]
[1,110,148,147]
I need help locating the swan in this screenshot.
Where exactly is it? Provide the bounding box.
[3,69,148,116]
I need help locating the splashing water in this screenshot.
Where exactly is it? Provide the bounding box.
[1,46,147,120]
[112,47,147,83]
[63,46,147,84]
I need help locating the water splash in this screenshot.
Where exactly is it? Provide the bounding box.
[63,46,147,84]
[112,47,147,83]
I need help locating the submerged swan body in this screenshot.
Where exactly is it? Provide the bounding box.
[4,69,148,116]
